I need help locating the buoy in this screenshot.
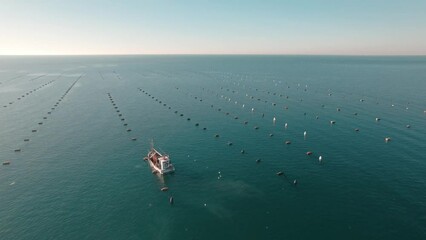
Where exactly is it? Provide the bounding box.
[227,142,233,146]
[330,120,336,124]
[406,125,411,128]
[269,133,274,137]
[376,117,381,122]
[355,128,360,132]
[285,140,291,145]
[241,150,245,154]
[256,158,261,163]
[319,156,322,162]
[214,134,219,138]
[293,179,298,185]
[385,137,391,142]
[285,123,288,129]
[195,123,199,126]
[131,138,137,141]
[273,117,276,124]
[304,131,307,137]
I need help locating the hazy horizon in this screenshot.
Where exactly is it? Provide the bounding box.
[1,0,426,55]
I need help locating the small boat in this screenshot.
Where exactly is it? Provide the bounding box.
[285,140,291,145]
[385,137,391,143]
[306,151,313,156]
[2,161,11,165]
[144,141,175,175]
[161,187,169,191]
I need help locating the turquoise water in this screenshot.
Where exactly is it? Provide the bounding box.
[0,55,425,239]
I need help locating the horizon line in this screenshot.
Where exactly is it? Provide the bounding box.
[1,53,426,57]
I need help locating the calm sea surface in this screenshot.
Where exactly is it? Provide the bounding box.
[0,55,425,239]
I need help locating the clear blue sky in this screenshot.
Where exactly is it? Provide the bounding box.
[1,0,425,55]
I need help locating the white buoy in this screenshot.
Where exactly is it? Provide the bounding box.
[242,104,245,108]
[251,108,254,112]
[319,156,322,163]
[304,131,307,137]
[285,123,288,129]
[273,117,276,124]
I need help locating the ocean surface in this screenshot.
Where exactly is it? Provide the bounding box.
[0,55,425,239]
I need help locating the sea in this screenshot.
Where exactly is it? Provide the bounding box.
[0,55,425,240]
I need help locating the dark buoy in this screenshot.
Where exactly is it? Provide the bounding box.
[254,126,259,130]
[269,133,274,137]
[214,134,219,138]
[256,158,261,163]
[241,149,245,154]
[227,142,233,146]
[406,125,411,128]
[195,123,199,126]
[203,127,207,130]
[355,128,360,132]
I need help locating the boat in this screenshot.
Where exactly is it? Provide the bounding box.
[144,141,175,175]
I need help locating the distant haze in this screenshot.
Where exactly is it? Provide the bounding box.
[1,0,426,55]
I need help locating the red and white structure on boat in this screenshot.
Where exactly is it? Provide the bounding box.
[144,142,175,174]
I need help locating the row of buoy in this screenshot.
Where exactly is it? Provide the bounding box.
[107,93,136,140]
[2,79,56,108]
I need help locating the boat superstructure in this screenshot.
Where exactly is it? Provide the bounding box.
[144,142,175,174]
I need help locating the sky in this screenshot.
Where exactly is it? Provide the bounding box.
[0,0,425,55]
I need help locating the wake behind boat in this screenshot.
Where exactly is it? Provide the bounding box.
[144,142,175,175]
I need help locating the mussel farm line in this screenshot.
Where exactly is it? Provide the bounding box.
[106,92,138,141]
